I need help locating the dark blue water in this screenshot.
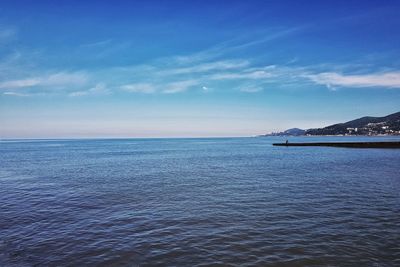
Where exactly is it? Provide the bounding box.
[1,137,400,266]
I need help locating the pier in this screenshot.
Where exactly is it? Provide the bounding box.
[273,141,400,148]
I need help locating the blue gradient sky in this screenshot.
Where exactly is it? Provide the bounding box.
[1,0,400,138]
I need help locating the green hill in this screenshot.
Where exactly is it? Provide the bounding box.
[306,111,400,135]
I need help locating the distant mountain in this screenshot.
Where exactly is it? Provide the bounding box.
[260,128,305,136]
[259,111,400,137]
[283,128,306,136]
[305,111,400,136]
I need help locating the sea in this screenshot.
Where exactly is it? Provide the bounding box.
[1,136,399,266]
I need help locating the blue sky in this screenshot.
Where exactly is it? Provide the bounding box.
[1,0,400,138]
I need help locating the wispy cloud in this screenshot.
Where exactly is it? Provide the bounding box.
[110,59,400,96]
[170,26,302,64]
[80,39,113,48]
[69,83,109,97]
[3,91,30,97]
[42,72,88,87]
[2,26,400,98]
[121,83,156,94]
[239,86,264,93]
[162,80,199,94]
[226,27,303,51]
[0,72,88,90]
[120,80,199,94]
[0,23,333,97]
[0,78,40,89]
[306,71,400,89]
[210,70,273,80]
[160,60,249,75]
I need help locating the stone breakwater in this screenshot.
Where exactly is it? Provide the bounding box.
[273,141,400,148]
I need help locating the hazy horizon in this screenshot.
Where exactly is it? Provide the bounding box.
[1,1,400,138]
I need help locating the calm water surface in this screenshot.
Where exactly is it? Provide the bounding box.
[1,137,399,266]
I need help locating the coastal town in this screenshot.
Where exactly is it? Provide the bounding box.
[343,122,400,136]
[261,111,400,136]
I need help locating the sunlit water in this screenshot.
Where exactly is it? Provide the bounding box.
[1,137,399,266]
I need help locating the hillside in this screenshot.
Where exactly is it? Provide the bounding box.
[305,112,400,135]
[260,128,306,136]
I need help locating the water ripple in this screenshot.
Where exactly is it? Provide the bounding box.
[0,137,399,266]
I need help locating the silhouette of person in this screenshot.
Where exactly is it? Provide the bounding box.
[286,140,288,145]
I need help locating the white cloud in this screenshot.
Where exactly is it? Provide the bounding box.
[170,27,301,64]
[89,83,108,93]
[3,91,30,97]
[80,39,112,48]
[161,60,249,75]
[162,80,198,94]
[239,86,263,93]
[69,83,109,97]
[43,72,88,87]
[0,78,40,89]
[307,71,400,88]
[69,91,88,97]
[119,80,200,94]
[210,70,273,80]
[0,72,88,90]
[120,83,156,93]
[4,30,400,99]
[228,27,303,51]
